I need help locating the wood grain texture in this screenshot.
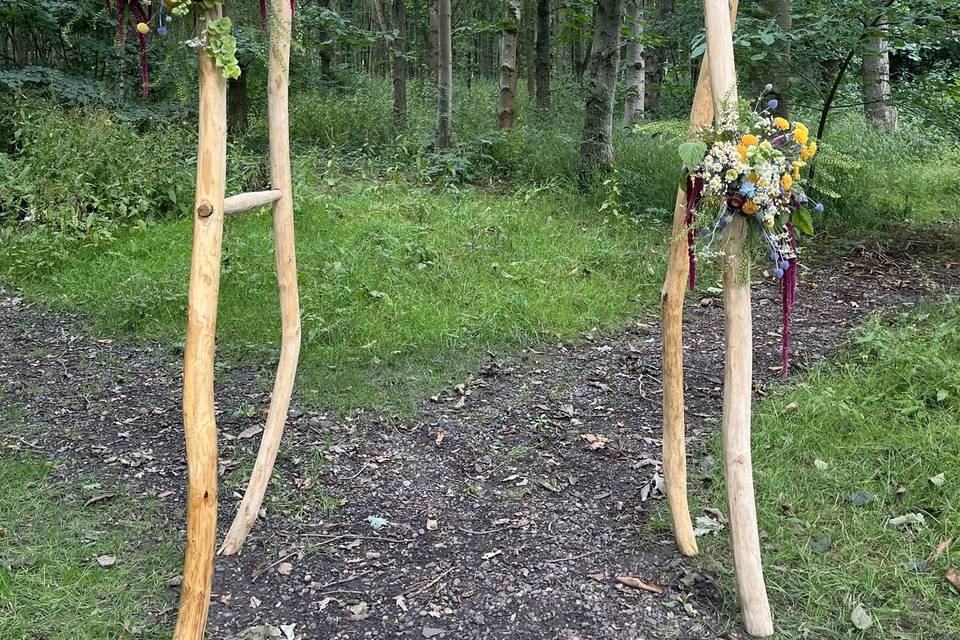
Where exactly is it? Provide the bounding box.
[223,189,282,214]
[220,0,302,556]
[660,0,738,558]
[705,0,773,634]
[173,6,227,639]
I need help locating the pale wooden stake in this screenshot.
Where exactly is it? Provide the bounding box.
[660,0,739,558]
[223,189,282,214]
[173,6,227,639]
[220,0,301,556]
[704,0,773,635]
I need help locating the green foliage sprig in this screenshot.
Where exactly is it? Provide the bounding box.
[204,17,241,80]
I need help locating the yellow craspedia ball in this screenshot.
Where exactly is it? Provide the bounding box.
[736,144,749,162]
[740,134,760,147]
[781,174,794,190]
[743,201,759,215]
[774,117,790,131]
[793,122,809,145]
[136,22,150,35]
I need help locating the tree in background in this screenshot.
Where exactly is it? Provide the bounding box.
[391,0,407,122]
[579,0,624,172]
[863,16,897,131]
[761,0,791,118]
[498,0,523,130]
[643,0,671,119]
[435,0,453,148]
[535,0,551,110]
[622,0,645,126]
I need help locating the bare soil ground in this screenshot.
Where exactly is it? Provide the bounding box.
[2,235,958,639]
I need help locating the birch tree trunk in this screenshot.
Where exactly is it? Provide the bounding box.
[644,0,672,119]
[863,18,898,132]
[498,0,523,130]
[579,0,624,172]
[429,0,440,86]
[623,0,645,127]
[535,0,551,110]
[436,0,453,149]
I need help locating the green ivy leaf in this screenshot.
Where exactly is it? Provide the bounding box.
[678,141,708,173]
[794,207,815,236]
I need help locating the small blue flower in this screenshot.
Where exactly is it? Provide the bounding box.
[739,182,756,197]
[158,25,168,36]
[768,98,779,109]
[814,202,825,213]
[773,267,785,278]
[779,260,791,270]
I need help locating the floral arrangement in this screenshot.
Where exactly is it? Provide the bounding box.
[678,86,825,376]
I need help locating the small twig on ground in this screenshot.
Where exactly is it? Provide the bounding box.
[316,569,372,591]
[543,550,600,564]
[301,532,412,544]
[405,567,455,598]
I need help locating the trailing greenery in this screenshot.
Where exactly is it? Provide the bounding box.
[694,301,960,638]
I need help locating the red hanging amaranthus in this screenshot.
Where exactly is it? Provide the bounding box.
[107,0,155,99]
[779,223,799,378]
[685,175,703,291]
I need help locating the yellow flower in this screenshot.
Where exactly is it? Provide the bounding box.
[780,174,793,190]
[807,140,818,158]
[736,144,749,162]
[742,201,759,215]
[136,22,150,35]
[726,169,740,182]
[791,160,805,180]
[774,117,790,131]
[793,122,809,145]
[740,134,760,147]
[747,172,759,183]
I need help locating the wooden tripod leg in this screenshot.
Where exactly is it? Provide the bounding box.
[220,0,301,556]
[660,0,738,558]
[704,0,773,635]
[174,6,227,639]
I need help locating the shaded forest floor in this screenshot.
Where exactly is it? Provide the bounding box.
[2,233,959,639]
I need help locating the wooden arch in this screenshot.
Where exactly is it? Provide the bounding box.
[174,2,301,638]
[660,0,774,636]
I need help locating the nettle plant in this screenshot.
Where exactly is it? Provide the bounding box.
[107,0,240,99]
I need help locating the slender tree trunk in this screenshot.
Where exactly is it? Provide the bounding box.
[429,0,440,86]
[579,0,624,172]
[863,18,897,132]
[535,0,551,110]
[227,64,248,135]
[761,0,791,118]
[644,0,671,119]
[498,0,523,130]
[525,0,536,97]
[436,0,453,148]
[392,0,407,122]
[623,0,645,126]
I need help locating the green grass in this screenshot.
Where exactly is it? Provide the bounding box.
[695,300,960,638]
[0,458,175,639]
[1,177,665,413]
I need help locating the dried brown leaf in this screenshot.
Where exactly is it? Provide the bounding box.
[615,576,664,594]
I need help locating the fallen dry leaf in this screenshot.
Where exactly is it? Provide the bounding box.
[928,538,953,564]
[249,596,262,609]
[615,576,664,594]
[276,562,293,575]
[238,425,264,439]
[580,433,610,450]
[426,518,438,531]
[435,427,445,446]
[947,567,960,590]
[783,401,798,413]
[96,555,117,567]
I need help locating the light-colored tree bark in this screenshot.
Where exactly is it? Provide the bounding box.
[660,0,738,561]
[643,0,672,119]
[535,0,551,110]
[498,0,523,130]
[174,6,226,638]
[704,0,773,635]
[623,0,645,126]
[429,0,440,85]
[220,0,301,558]
[579,0,624,172]
[863,18,898,131]
[436,0,453,148]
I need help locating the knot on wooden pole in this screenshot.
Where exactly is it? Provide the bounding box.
[196,201,215,218]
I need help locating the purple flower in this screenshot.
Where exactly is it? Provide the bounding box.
[158,25,168,36]
[768,98,779,109]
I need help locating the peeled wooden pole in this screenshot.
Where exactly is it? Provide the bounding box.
[220,0,300,556]
[704,0,773,635]
[174,6,227,639]
[660,0,739,558]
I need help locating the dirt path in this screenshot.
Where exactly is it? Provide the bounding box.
[2,237,958,639]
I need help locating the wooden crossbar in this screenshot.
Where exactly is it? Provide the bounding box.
[223,189,282,214]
